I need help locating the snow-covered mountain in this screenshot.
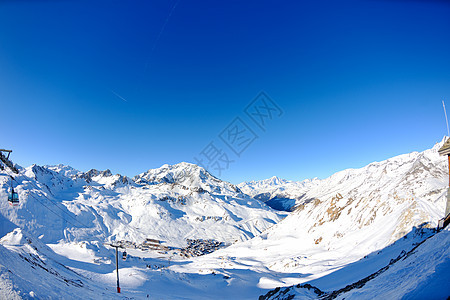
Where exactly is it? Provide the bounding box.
[0,139,449,299]
[238,176,320,211]
[239,140,447,218]
[134,162,242,194]
[0,162,282,248]
[178,139,449,297]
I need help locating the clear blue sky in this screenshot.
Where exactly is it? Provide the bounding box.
[1,0,449,184]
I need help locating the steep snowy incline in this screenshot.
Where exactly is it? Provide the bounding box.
[0,222,121,299]
[259,226,450,300]
[0,162,282,248]
[336,226,450,300]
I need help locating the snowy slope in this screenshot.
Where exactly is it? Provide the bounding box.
[337,226,450,300]
[0,222,121,299]
[260,226,450,300]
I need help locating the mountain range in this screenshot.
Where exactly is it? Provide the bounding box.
[0,139,449,299]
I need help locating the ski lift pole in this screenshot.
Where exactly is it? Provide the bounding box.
[105,243,122,293]
[115,246,120,293]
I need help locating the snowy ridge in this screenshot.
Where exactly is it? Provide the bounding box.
[240,140,447,215]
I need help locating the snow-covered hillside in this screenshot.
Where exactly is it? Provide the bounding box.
[260,226,450,300]
[0,139,449,299]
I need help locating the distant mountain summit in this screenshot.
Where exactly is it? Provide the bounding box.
[134,162,242,195]
[239,176,319,211]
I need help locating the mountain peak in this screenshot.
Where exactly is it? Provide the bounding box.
[133,162,242,194]
[268,176,286,184]
[81,168,113,183]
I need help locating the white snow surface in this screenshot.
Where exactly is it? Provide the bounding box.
[0,139,449,299]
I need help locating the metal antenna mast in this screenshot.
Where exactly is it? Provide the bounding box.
[443,100,450,137]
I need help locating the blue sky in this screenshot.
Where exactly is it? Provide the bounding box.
[1,0,449,184]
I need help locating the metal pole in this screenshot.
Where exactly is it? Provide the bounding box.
[115,246,120,293]
[443,100,450,137]
[448,155,450,187]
